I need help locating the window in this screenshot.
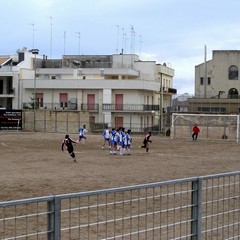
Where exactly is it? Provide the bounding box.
[228,88,238,98]
[200,77,210,85]
[100,68,104,77]
[208,77,211,85]
[198,107,226,113]
[229,65,238,80]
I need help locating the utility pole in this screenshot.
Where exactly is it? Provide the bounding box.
[29,49,39,131]
[160,73,163,132]
[204,45,207,98]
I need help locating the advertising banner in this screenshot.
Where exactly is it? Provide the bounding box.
[0,110,22,130]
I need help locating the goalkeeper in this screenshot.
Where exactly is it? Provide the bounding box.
[192,124,200,141]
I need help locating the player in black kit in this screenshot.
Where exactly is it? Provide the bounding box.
[61,134,78,162]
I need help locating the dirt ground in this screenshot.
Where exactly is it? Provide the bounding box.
[0,131,239,202]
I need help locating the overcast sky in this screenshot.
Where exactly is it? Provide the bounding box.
[1,0,240,94]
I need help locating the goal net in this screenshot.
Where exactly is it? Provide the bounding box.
[171,113,240,142]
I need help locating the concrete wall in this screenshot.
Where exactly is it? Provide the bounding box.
[22,110,89,133]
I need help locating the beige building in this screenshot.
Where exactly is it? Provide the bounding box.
[0,50,175,132]
[192,50,240,113]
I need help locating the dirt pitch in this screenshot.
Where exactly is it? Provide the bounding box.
[0,131,239,202]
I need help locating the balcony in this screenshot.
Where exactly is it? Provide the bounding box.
[81,103,99,112]
[161,87,177,94]
[0,88,15,98]
[21,102,160,112]
[102,104,159,112]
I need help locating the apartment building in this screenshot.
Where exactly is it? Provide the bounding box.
[192,50,240,113]
[0,50,175,131]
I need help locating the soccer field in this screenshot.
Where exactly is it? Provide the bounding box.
[0,132,239,202]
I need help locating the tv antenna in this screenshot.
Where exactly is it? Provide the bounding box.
[30,23,35,49]
[130,25,136,54]
[116,25,119,53]
[63,31,66,55]
[48,16,53,58]
[75,32,81,55]
[139,34,143,58]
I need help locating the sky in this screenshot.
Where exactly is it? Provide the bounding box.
[1,0,240,95]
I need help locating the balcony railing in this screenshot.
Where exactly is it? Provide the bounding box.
[21,102,160,112]
[81,103,99,112]
[102,104,159,112]
[22,102,77,110]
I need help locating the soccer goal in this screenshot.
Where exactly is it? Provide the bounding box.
[171,113,240,142]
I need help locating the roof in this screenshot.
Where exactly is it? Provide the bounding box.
[0,57,12,66]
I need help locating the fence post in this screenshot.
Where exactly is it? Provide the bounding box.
[191,177,202,240]
[44,109,46,132]
[66,111,68,133]
[55,111,57,132]
[47,196,61,240]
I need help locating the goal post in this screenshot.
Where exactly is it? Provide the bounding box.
[171,113,240,142]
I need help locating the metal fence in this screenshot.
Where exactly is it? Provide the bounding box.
[20,110,161,134]
[0,171,239,239]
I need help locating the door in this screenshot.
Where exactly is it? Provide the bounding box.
[89,115,95,130]
[115,94,123,110]
[36,93,43,108]
[59,93,68,108]
[87,94,95,110]
[115,117,123,129]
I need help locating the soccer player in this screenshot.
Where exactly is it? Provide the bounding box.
[124,129,132,155]
[192,124,200,141]
[109,128,118,154]
[139,131,152,152]
[102,126,110,149]
[119,127,126,155]
[61,134,78,162]
[78,124,87,144]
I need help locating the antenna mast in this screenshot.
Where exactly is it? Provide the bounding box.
[49,16,53,58]
[116,25,119,53]
[130,25,135,54]
[75,32,81,55]
[30,23,35,49]
[139,35,143,59]
[63,31,66,55]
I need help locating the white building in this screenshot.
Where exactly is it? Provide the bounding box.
[0,50,175,131]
